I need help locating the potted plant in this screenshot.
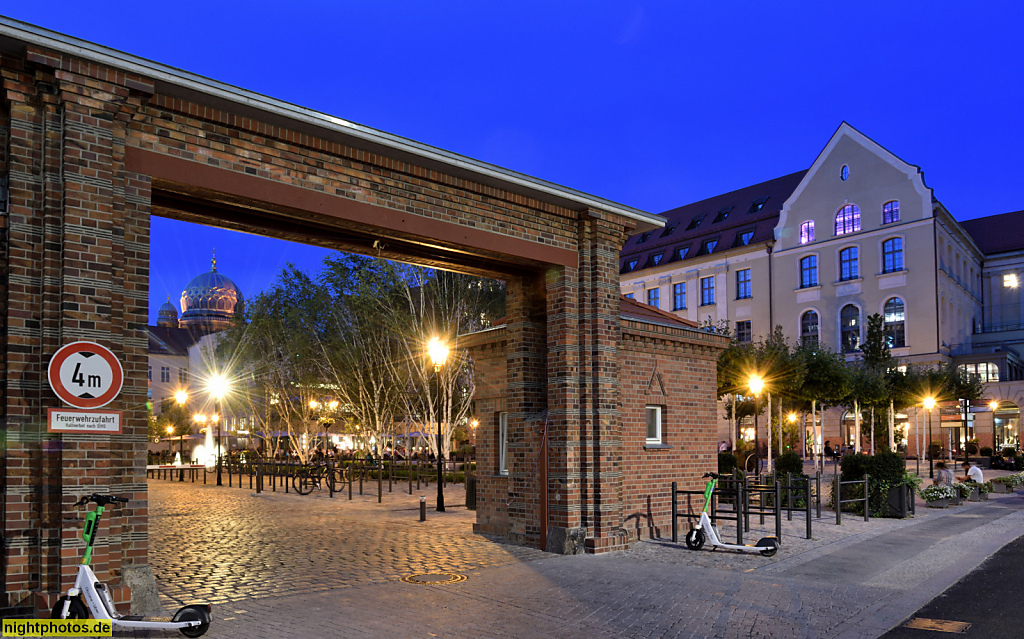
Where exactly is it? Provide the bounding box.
[980,481,992,500]
[921,484,955,508]
[954,482,978,502]
[991,477,1011,493]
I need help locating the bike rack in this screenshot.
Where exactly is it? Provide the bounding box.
[833,473,870,524]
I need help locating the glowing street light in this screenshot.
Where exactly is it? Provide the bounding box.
[990,400,1001,452]
[207,374,230,486]
[749,374,765,468]
[923,396,936,479]
[428,337,450,512]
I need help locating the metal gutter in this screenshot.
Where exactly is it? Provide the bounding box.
[0,15,663,229]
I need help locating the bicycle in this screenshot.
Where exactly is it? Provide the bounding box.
[52,494,212,636]
[292,461,347,495]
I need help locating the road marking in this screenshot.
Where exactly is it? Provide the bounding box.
[903,618,970,632]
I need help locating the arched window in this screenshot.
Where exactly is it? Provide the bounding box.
[835,204,861,235]
[799,221,815,244]
[841,304,860,352]
[884,297,906,348]
[801,311,819,346]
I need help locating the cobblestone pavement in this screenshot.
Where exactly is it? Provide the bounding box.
[140,475,1024,639]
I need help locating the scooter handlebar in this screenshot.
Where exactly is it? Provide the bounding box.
[703,472,720,479]
[75,494,129,507]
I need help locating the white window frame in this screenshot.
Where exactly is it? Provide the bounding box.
[646,405,662,445]
[498,412,509,476]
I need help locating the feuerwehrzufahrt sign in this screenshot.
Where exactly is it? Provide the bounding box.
[47,408,122,434]
[47,341,124,409]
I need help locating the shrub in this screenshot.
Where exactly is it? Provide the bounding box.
[840,453,871,481]
[980,447,993,457]
[840,451,912,518]
[921,484,955,501]
[718,451,737,476]
[1002,447,1017,458]
[774,451,804,477]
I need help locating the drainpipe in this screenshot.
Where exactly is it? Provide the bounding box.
[766,239,776,333]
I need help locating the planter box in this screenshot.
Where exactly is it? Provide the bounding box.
[926,498,950,508]
[951,492,962,505]
[886,484,911,518]
[992,482,1009,493]
[967,487,981,502]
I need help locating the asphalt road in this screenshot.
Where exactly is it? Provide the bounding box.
[880,532,1024,638]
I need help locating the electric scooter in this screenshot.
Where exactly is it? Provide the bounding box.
[684,473,780,557]
[51,493,213,637]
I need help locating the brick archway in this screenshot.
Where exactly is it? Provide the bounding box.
[0,20,663,613]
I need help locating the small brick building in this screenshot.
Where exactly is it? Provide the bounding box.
[463,296,729,552]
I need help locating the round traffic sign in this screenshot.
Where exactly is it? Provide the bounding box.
[47,341,124,409]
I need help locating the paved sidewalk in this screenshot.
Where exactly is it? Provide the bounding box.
[130,476,1024,638]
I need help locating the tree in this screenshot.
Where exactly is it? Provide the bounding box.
[793,344,851,470]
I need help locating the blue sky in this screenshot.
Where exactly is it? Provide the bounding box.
[3,2,1022,324]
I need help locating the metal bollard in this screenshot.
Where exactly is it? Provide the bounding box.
[835,474,841,525]
[419,495,426,522]
[774,479,782,541]
[378,463,383,503]
[815,471,821,519]
[786,472,793,522]
[805,477,812,539]
[863,474,870,522]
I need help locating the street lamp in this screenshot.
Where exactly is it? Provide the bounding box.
[924,396,936,479]
[990,400,1000,452]
[428,337,450,512]
[209,374,229,486]
[749,374,764,467]
[165,425,174,459]
[175,390,188,481]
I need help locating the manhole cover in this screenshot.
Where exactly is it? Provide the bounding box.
[400,572,467,585]
[903,618,971,633]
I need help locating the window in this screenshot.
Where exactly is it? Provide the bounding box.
[841,304,861,352]
[841,165,849,181]
[673,282,686,310]
[1005,273,1019,288]
[646,405,662,444]
[686,214,705,231]
[498,412,509,475]
[624,292,635,299]
[700,276,715,306]
[882,238,904,273]
[834,204,861,235]
[626,259,638,272]
[736,269,751,299]
[647,287,660,308]
[801,310,819,346]
[839,246,859,281]
[178,369,188,384]
[638,231,652,244]
[958,363,1000,383]
[160,366,170,383]
[661,223,678,237]
[675,246,690,261]
[713,208,732,223]
[748,197,769,213]
[651,252,664,266]
[737,229,755,246]
[884,297,906,348]
[883,200,900,224]
[699,239,718,255]
[799,221,815,244]
[736,320,752,343]
[800,255,818,288]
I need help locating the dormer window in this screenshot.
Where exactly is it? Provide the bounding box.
[699,238,719,255]
[638,231,653,244]
[748,197,769,214]
[651,252,664,266]
[686,214,705,231]
[675,246,690,261]
[627,259,638,272]
[737,229,755,246]
[713,207,732,223]
[660,223,678,237]
[799,221,815,244]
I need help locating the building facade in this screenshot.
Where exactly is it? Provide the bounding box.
[621,123,1023,453]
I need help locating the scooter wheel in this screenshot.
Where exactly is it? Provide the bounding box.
[51,595,88,619]
[173,605,211,638]
[684,528,705,551]
[757,537,779,557]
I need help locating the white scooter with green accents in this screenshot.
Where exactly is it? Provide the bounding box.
[51,493,213,637]
[685,473,779,557]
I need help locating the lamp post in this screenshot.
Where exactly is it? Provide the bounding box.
[165,425,174,459]
[428,337,450,512]
[924,396,936,479]
[990,400,1000,452]
[749,374,764,466]
[209,374,229,486]
[175,390,188,481]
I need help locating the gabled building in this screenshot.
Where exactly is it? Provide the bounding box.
[621,123,1021,452]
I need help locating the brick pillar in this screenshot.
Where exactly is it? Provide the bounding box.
[1,48,155,615]
[504,274,547,548]
[576,211,633,553]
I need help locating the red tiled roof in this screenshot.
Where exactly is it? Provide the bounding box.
[620,170,807,274]
[959,210,1024,255]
